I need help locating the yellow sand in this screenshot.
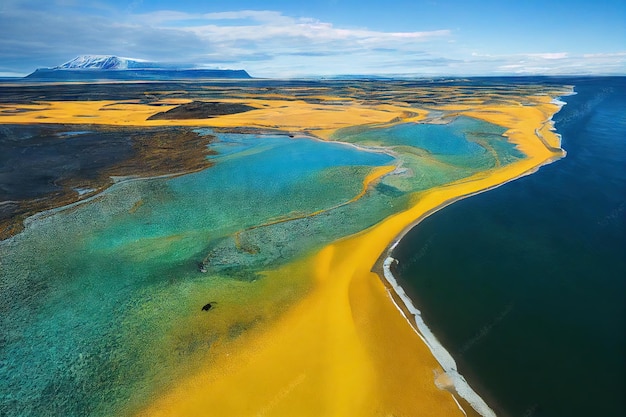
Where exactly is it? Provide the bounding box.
[136,98,563,417]
[352,165,396,203]
[0,99,426,139]
[137,219,464,417]
[0,89,564,416]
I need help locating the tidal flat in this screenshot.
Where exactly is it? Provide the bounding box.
[0,78,571,417]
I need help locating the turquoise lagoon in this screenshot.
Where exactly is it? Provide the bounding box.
[1,117,522,416]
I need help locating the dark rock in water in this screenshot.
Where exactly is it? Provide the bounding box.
[147,101,255,120]
[201,302,215,311]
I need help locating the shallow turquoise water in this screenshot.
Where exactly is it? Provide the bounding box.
[336,116,493,156]
[0,133,394,417]
[393,77,626,417]
[335,116,523,193]
[1,117,524,416]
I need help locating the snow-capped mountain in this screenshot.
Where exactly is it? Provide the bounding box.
[55,55,146,70]
[26,55,252,80]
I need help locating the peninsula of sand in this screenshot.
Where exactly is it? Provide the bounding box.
[0,80,571,417]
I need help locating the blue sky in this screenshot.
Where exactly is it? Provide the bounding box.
[1,0,625,77]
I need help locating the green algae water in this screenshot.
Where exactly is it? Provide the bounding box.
[393,77,626,417]
[0,132,396,417]
[1,113,524,416]
[334,116,522,193]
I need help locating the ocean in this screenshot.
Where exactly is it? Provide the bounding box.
[392,76,626,416]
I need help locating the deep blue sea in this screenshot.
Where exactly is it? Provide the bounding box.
[393,77,626,417]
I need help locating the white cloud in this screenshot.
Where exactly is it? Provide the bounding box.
[138,10,450,45]
[583,52,626,58]
[121,9,454,75]
[0,2,624,77]
[526,52,568,60]
[202,10,292,23]
[492,51,626,75]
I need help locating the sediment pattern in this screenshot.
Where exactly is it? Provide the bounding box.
[0,79,570,417]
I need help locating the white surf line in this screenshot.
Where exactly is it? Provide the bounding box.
[383,252,497,417]
[378,153,566,414]
[376,121,572,416]
[376,160,568,417]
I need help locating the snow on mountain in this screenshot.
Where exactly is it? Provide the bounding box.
[27,55,253,79]
[55,55,146,70]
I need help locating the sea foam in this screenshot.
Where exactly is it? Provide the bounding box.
[382,248,497,417]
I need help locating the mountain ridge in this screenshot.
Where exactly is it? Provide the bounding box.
[26,55,252,80]
[56,55,133,70]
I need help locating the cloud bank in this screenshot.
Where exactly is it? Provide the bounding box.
[0,2,624,77]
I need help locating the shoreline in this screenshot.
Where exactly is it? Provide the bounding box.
[374,169,543,417]
[371,94,571,416]
[1,82,574,416]
[138,96,569,415]
[2,120,401,244]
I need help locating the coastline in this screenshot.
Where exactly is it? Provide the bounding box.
[138,93,570,416]
[371,92,572,416]
[374,176,535,417]
[0,82,574,416]
[370,79,626,417]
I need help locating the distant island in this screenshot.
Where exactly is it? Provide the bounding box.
[25,55,252,81]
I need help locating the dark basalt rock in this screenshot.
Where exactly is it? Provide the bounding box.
[201,302,216,312]
[147,101,255,120]
[0,124,216,240]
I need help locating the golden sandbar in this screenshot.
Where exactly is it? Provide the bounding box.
[0,84,570,416]
[135,96,565,416]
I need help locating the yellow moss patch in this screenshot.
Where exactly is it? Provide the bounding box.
[0,99,427,139]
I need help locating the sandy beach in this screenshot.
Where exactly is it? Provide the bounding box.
[0,84,569,416]
[133,95,566,416]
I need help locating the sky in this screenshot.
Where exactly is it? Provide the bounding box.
[1,0,625,77]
